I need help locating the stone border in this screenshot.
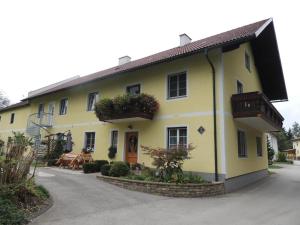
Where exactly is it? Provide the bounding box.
[97,175,224,197]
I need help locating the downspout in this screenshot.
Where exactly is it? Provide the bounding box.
[204,49,219,182]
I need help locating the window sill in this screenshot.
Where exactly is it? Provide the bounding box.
[167,95,187,101]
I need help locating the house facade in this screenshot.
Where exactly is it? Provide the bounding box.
[0,18,287,191]
[292,138,300,159]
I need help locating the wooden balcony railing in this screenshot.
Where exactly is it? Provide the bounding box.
[231,92,284,130]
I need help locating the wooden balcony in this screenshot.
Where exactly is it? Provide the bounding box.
[231,92,284,131]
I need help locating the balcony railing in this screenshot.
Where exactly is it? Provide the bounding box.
[231,92,284,131]
[27,113,53,128]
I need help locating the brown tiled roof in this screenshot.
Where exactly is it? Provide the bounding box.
[26,18,271,100]
[0,101,29,113]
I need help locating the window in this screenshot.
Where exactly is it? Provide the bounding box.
[126,84,140,95]
[237,130,247,157]
[0,116,1,122]
[59,98,68,115]
[245,52,251,72]
[37,104,44,118]
[256,137,263,157]
[111,130,118,150]
[85,132,95,151]
[168,72,187,99]
[237,80,243,94]
[10,113,15,124]
[167,127,187,149]
[87,92,98,111]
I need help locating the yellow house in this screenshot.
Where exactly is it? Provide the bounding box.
[0,18,287,191]
[292,138,300,159]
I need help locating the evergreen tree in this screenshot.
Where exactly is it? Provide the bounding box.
[292,122,300,138]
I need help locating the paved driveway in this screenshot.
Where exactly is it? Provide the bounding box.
[31,164,300,225]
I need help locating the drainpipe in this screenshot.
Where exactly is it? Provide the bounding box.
[204,49,219,182]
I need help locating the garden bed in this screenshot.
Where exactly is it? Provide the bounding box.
[97,175,225,197]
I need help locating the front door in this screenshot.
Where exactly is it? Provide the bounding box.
[125,132,138,164]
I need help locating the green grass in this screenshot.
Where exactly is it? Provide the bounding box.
[269,164,282,169]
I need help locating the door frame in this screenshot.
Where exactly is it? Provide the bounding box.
[123,130,139,163]
[48,102,55,125]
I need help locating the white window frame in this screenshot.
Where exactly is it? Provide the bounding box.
[84,132,96,152]
[167,71,188,100]
[111,130,118,150]
[167,126,188,149]
[236,80,244,94]
[256,136,263,157]
[87,92,99,111]
[237,129,247,158]
[59,98,68,115]
[245,51,251,72]
[126,83,141,95]
[10,113,15,124]
[37,103,44,118]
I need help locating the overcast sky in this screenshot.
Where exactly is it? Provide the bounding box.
[0,0,298,128]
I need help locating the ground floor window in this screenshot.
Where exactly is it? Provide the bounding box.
[237,130,247,158]
[111,130,118,150]
[256,137,263,157]
[167,127,187,149]
[85,132,95,152]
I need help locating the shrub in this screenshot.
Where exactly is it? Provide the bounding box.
[141,144,195,183]
[0,197,26,225]
[109,161,130,177]
[131,163,142,170]
[277,152,287,162]
[101,164,111,176]
[94,160,109,172]
[34,185,50,199]
[83,163,98,173]
[183,173,204,184]
[108,146,117,159]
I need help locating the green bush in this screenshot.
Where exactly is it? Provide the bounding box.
[109,161,130,177]
[108,146,117,159]
[34,185,50,199]
[101,164,111,176]
[183,173,204,184]
[0,197,26,225]
[83,163,98,173]
[94,160,109,172]
[277,152,287,162]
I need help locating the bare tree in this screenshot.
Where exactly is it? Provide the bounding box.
[0,91,10,109]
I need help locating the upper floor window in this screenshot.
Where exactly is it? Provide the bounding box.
[245,51,251,72]
[111,130,118,150]
[256,137,262,157]
[167,127,187,149]
[0,115,1,122]
[59,98,68,115]
[237,130,247,158]
[126,84,140,95]
[87,92,98,111]
[10,113,15,124]
[237,80,243,94]
[167,72,187,99]
[37,103,44,118]
[85,132,95,152]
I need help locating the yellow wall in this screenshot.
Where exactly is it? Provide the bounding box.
[223,43,268,178]
[293,140,300,158]
[0,42,269,180]
[0,105,31,142]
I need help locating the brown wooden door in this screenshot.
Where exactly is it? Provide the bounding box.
[125,132,138,164]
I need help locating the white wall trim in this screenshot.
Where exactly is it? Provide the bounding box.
[218,51,227,176]
[255,18,273,37]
